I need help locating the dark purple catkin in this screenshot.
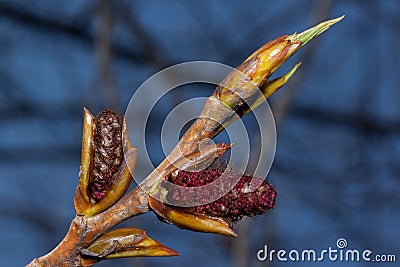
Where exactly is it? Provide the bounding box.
[165,169,276,221]
[89,109,123,201]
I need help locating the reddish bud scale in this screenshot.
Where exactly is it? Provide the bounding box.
[165,169,276,221]
[90,109,123,201]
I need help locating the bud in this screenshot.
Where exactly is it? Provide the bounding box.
[197,16,344,136]
[74,108,137,217]
[81,228,178,264]
[149,168,276,236]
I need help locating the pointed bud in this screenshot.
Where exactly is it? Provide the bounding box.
[81,228,178,264]
[285,15,345,56]
[211,16,344,120]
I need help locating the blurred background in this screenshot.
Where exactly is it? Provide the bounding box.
[0,0,399,266]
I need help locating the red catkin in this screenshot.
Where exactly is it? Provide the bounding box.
[165,169,276,221]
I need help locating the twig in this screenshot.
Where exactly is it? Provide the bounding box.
[26,17,343,267]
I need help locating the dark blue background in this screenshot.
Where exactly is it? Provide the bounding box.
[0,0,399,266]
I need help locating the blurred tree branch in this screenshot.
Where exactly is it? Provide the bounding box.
[0,1,148,64]
[95,0,119,111]
[116,0,170,69]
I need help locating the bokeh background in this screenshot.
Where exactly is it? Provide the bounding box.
[1,0,399,266]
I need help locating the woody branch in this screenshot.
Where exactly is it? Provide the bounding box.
[26,17,343,267]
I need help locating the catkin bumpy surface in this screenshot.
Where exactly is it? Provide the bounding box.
[90,109,123,201]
